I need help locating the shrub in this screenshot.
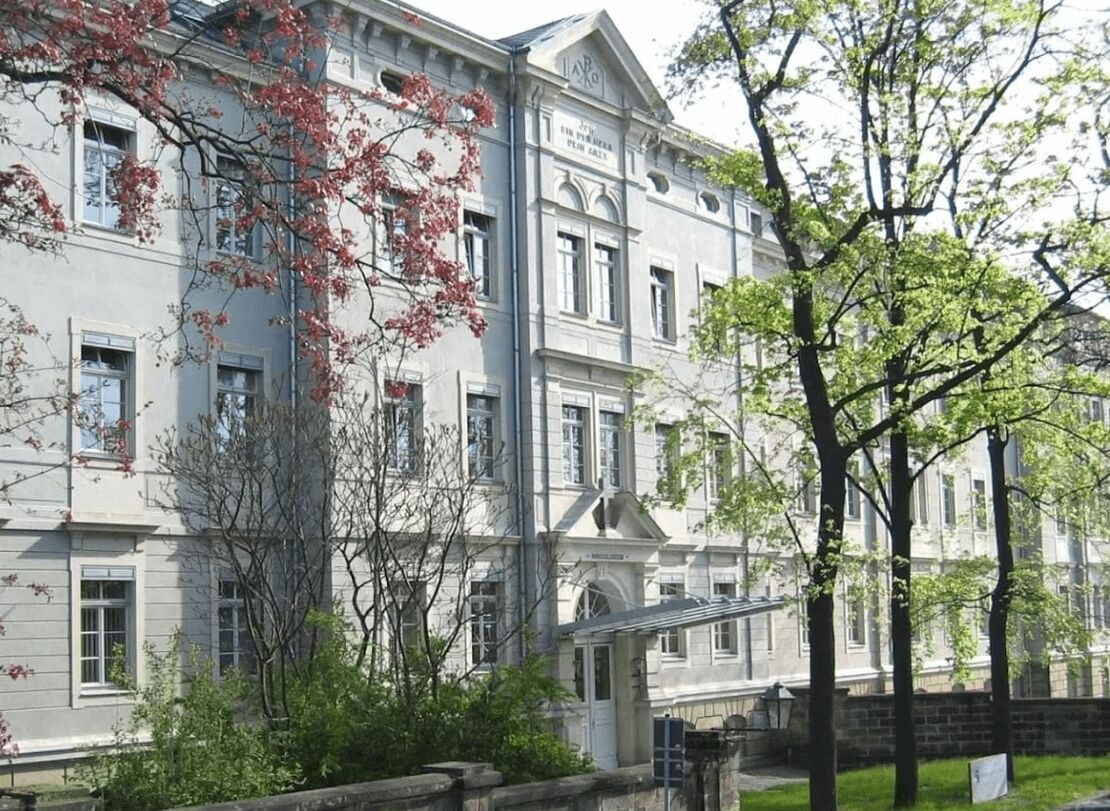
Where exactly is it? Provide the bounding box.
[277,614,592,787]
[77,638,298,811]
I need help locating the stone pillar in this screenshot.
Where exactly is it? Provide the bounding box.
[684,729,743,811]
[421,761,502,811]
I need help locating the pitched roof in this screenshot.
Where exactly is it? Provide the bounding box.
[498,14,592,50]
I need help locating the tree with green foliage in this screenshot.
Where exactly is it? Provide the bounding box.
[669,0,1108,806]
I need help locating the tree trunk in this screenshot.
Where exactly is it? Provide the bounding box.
[986,426,1015,783]
[889,427,918,807]
[809,460,847,811]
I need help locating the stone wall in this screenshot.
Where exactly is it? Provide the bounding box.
[160,731,741,811]
[788,690,1110,767]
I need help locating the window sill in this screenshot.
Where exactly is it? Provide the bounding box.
[559,309,590,321]
[593,319,623,330]
[79,221,135,244]
[651,335,677,347]
[660,654,687,665]
[712,651,739,659]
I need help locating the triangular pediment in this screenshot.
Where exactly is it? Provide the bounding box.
[556,490,670,543]
[516,11,671,120]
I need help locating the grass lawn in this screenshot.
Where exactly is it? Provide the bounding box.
[742,756,1110,810]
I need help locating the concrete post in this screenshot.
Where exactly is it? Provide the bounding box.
[421,762,502,811]
[684,729,743,811]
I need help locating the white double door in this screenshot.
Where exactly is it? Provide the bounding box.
[574,641,617,770]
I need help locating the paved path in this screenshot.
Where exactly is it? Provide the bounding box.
[737,765,808,792]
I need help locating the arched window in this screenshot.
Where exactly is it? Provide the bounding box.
[699,191,720,214]
[575,583,612,621]
[647,171,670,194]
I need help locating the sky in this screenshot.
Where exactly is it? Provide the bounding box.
[408,0,750,145]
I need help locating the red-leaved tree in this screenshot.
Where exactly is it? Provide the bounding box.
[0,0,494,400]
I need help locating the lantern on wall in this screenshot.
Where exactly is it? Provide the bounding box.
[761,682,795,731]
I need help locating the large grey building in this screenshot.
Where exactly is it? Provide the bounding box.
[1,0,1107,783]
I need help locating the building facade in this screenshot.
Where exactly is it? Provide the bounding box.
[1,0,1108,783]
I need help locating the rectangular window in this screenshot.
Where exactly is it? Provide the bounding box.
[562,405,586,485]
[847,592,866,646]
[659,577,684,658]
[707,432,730,503]
[391,581,425,657]
[216,363,260,440]
[558,233,583,314]
[713,581,737,654]
[215,155,261,259]
[80,578,130,687]
[464,211,493,299]
[655,423,676,481]
[79,335,133,453]
[1090,397,1104,425]
[380,202,407,275]
[469,581,499,666]
[385,382,421,473]
[845,463,860,520]
[799,596,810,648]
[750,211,763,237]
[83,120,130,229]
[972,478,988,532]
[466,394,498,480]
[598,411,623,489]
[218,578,252,676]
[798,474,817,516]
[650,267,673,340]
[914,478,929,527]
[595,244,619,323]
[942,474,957,527]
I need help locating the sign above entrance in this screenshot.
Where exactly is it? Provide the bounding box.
[553,111,619,170]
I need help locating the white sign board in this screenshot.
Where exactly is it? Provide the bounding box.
[968,754,1009,804]
[552,111,619,170]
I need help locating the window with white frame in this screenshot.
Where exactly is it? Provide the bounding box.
[846,589,866,646]
[380,200,407,276]
[218,578,252,676]
[390,580,425,657]
[466,394,498,480]
[845,462,860,520]
[707,432,731,503]
[595,243,619,323]
[562,404,586,485]
[799,592,810,649]
[83,120,131,229]
[765,583,775,651]
[216,358,261,441]
[1090,397,1104,425]
[79,570,132,688]
[557,233,584,314]
[78,333,134,453]
[215,155,262,259]
[469,580,499,666]
[385,381,421,474]
[911,478,929,526]
[972,477,988,532]
[464,211,493,299]
[658,575,684,658]
[655,423,677,481]
[650,267,673,340]
[750,211,763,237]
[598,410,623,489]
[942,473,957,527]
[713,580,737,654]
[798,473,817,515]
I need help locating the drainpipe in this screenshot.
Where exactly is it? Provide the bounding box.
[507,51,528,661]
[288,133,297,407]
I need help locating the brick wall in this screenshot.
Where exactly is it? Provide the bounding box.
[789,690,1110,767]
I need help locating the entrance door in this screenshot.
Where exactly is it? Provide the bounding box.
[574,642,617,769]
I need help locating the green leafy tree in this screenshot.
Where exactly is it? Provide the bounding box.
[668,1,1108,806]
